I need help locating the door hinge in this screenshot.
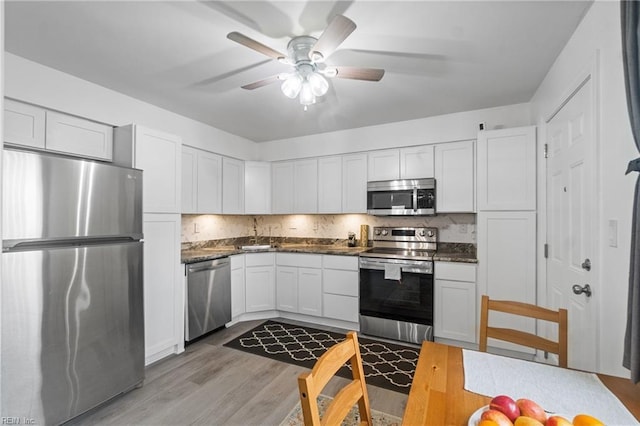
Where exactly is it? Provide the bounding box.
[544,143,548,159]
[544,243,549,258]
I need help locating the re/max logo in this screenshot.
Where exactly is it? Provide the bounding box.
[1,418,36,425]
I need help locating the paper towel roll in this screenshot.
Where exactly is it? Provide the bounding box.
[359,224,369,247]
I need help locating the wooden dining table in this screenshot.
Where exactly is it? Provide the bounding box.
[402,341,640,426]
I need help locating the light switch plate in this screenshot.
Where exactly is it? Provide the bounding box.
[608,219,618,247]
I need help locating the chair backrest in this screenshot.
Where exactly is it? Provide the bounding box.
[479,295,568,368]
[297,331,372,426]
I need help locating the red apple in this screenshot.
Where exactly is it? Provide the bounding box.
[481,409,515,426]
[546,416,573,426]
[513,416,544,426]
[490,395,520,422]
[515,398,547,424]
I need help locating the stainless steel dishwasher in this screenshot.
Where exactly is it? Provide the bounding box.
[185,257,231,342]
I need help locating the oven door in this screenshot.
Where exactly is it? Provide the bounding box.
[359,257,433,326]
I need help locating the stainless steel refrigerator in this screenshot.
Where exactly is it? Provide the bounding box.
[1,148,145,425]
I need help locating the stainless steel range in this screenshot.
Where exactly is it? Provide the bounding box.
[359,226,436,344]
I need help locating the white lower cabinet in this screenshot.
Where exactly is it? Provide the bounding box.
[322,255,359,323]
[230,254,245,319]
[143,213,183,365]
[245,253,275,312]
[276,253,322,316]
[434,261,477,344]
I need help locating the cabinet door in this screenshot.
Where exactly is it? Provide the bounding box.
[222,157,245,214]
[400,145,434,179]
[181,146,197,213]
[143,213,182,365]
[4,99,46,149]
[477,211,536,352]
[294,159,318,213]
[434,279,476,343]
[318,156,342,213]
[197,151,222,213]
[298,268,322,316]
[276,266,298,312]
[272,161,294,214]
[368,149,400,181]
[477,126,536,211]
[46,111,113,161]
[435,140,475,213]
[245,161,271,214]
[342,153,367,213]
[230,255,245,319]
[245,266,275,312]
[134,126,181,213]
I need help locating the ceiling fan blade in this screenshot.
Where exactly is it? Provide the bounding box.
[227,32,286,60]
[310,15,356,61]
[332,67,385,81]
[241,75,281,90]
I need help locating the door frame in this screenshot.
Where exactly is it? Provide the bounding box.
[538,50,601,369]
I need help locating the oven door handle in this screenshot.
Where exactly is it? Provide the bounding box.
[413,187,418,212]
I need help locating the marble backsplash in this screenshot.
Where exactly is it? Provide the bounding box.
[181,213,476,244]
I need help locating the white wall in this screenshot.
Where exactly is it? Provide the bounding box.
[257,103,532,161]
[4,53,257,160]
[530,1,636,377]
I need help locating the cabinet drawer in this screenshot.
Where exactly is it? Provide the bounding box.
[322,255,358,271]
[323,294,358,323]
[46,111,113,161]
[323,269,358,296]
[230,254,244,270]
[435,262,476,282]
[276,253,322,268]
[245,252,275,267]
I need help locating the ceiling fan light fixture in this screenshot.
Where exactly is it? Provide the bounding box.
[299,81,316,106]
[281,73,303,98]
[308,72,329,96]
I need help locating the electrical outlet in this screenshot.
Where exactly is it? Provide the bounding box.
[193,223,200,233]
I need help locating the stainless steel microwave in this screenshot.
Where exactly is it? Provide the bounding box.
[367,178,436,216]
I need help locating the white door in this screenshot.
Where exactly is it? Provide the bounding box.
[546,77,597,371]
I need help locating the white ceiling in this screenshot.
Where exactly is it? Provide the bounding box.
[5,1,592,142]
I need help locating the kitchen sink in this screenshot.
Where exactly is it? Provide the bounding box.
[240,244,272,251]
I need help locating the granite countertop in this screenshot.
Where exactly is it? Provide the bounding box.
[181,244,477,264]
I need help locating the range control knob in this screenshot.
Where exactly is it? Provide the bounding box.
[381,229,389,236]
[419,229,426,236]
[374,229,381,236]
[427,230,435,238]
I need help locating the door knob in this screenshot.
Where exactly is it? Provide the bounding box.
[572,283,592,297]
[581,258,591,271]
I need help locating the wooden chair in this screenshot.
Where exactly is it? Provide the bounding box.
[479,294,569,368]
[297,331,373,426]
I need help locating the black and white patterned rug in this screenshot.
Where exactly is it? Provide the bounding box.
[223,320,420,394]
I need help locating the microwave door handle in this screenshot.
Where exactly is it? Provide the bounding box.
[413,187,418,212]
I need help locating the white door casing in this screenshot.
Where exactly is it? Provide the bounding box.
[546,74,598,371]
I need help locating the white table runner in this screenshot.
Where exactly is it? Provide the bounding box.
[462,349,638,425]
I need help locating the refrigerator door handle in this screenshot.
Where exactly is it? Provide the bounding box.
[3,234,144,251]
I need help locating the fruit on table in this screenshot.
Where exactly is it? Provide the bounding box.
[515,398,547,424]
[490,395,520,422]
[478,420,499,426]
[573,414,605,426]
[481,409,514,426]
[546,415,573,426]
[513,416,544,426]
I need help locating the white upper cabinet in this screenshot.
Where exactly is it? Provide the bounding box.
[4,99,45,149]
[477,126,536,211]
[434,140,475,213]
[400,145,435,179]
[318,156,342,213]
[244,161,271,214]
[368,149,400,181]
[222,157,245,214]
[4,99,113,161]
[271,161,294,214]
[294,158,318,213]
[342,153,368,213]
[180,146,222,214]
[114,125,181,214]
[196,150,222,214]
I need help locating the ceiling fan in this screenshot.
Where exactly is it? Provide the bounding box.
[227,14,385,110]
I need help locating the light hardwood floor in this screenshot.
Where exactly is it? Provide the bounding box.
[68,319,409,425]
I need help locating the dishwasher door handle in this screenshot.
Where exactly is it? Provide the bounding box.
[187,257,230,274]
